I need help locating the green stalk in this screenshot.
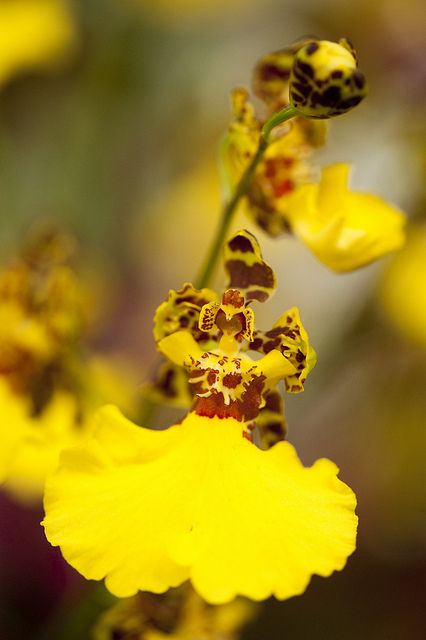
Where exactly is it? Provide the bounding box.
[261,104,298,141]
[195,105,298,289]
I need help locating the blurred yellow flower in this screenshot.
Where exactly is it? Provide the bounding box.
[0,0,77,86]
[0,228,134,504]
[380,225,426,346]
[43,230,356,604]
[1,358,134,505]
[284,163,406,272]
[94,586,255,640]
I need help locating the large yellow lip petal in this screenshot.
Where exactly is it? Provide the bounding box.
[43,407,357,603]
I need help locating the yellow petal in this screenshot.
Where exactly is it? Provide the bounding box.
[286,163,406,271]
[252,306,316,393]
[43,407,357,603]
[257,349,296,381]
[158,330,204,367]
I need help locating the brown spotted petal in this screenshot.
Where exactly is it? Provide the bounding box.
[224,230,276,303]
[250,307,316,393]
[223,88,261,192]
[252,47,294,111]
[145,361,193,409]
[252,38,313,113]
[198,300,221,334]
[153,283,218,344]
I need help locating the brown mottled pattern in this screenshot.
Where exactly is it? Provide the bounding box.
[222,289,245,308]
[150,361,193,407]
[199,301,220,333]
[226,260,275,302]
[228,234,255,254]
[252,39,313,111]
[249,200,291,238]
[194,374,266,422]
[224,230,276,302]
[222,372,243,388]
[154,363,179,399]
[290,41,366,118]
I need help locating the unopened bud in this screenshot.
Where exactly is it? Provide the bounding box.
[289,39,367,118]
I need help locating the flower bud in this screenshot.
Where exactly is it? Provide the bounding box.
[289,39,367,118]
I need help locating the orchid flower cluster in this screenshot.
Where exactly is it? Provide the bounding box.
[2,37,406,639]
[220,38,404,274]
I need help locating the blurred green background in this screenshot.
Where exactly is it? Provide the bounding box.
[0,0,425,638]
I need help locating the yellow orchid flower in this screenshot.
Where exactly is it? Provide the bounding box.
[0,358,134,505]
[0,0,77,87]
[43,230,357,605]
[284,163,406,272]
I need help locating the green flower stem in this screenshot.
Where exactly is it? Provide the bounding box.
[195,105,298,289]
[261,104,298,141]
